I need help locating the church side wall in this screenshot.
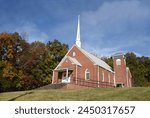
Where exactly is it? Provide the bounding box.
[53,45,114,88]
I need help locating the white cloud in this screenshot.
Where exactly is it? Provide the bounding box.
[14,21,48,43]
[80,0,150,56]
[83,43,120,57]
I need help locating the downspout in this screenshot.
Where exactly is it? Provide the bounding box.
[113,72,116,87]
[98,66,100,88]
[126,70,129,87]
[76,65,78,84]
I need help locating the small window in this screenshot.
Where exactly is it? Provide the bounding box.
[85,69,90,80]
[116,59,121,65]
[73,52,76,57]
[66,59,68,63]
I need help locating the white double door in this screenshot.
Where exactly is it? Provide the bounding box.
[61,72,70,83]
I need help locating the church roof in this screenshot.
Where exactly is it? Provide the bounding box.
[67,56,82,66]
[75,45,113,72]
[55,15,113,72]
[112,52,124,57]
[54,54,82,70]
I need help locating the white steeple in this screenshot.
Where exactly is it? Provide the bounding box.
[76,15,81,48]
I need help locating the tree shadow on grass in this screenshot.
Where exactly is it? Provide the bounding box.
[8,92,33,101]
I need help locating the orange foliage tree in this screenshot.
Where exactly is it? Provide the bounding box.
[0,32,23,91]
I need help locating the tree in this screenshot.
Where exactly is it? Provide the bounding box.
[125,53,150,87]
[30,40,69,86]
[47,39,69,64]
[103,52,150,87]
[19,39,68,89]
[0,32,23,91]
[103,57,113,69]
[0,32,68,92]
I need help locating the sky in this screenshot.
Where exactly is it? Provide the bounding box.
[0,0,150,57]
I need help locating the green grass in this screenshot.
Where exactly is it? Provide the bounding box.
[0,87,150,101]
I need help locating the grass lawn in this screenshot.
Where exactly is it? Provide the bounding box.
[0,87,150,101]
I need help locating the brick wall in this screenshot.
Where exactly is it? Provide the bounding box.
[53,45,115,88]
[113,54,127,87]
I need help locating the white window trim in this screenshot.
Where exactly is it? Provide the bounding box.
[73,52,76,57]
[85,69,90,80]
[116,58,121,65]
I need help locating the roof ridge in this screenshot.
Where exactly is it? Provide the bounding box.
[75,45,113,72]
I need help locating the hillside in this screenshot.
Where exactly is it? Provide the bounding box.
[0,87,150,101]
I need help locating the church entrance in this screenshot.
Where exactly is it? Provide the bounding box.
[61,72,71,83]
[56,68,73,83]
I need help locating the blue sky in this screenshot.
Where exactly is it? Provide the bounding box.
[0,0,150,57]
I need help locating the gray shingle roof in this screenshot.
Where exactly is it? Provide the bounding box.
[67,56,82,66]
[78,46,113,72]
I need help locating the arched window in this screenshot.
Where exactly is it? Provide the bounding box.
[116,59,121,65]
[73,52,76,57]
[85,69,90,80]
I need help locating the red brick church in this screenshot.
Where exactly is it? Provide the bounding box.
[52,16,132,88]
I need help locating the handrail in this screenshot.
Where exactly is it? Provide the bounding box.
[72,77,114,88]
[54,77,114,88]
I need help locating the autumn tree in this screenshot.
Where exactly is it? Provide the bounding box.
[30,40,69,86]
[0,32,68,92]
[0,32,23,91]
[17,39,68,90]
